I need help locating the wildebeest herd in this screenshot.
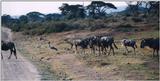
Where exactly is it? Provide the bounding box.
[64,35,159,57]
[1,35,159,59]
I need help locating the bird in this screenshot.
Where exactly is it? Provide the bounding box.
[48,41,58,51]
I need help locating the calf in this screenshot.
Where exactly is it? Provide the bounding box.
[121,39,137,54]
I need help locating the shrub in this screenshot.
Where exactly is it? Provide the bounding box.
[117,24,134,28]
[116,24,135,32]
[132,17,143,22]
[116,28,131,32]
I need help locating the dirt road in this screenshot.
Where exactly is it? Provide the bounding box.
[1,27,41,81]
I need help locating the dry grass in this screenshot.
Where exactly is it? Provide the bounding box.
[14,29,159,80]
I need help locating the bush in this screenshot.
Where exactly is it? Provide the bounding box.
[116,24,135,32]
[126,14,131,17]
[132,17,143,22]
[116,28,131,32]
[89,22,106,31]
[117,24,134,28]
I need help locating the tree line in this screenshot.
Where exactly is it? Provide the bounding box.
[1,1,159,35]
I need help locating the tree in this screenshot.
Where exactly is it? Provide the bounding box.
[59,3,85,19]
[129,1,159,16]
[147,1,159,16]
[86,1,117,19]
[45,13,62,21]
[1,14,12,26]
[125,1,142,16]
[26,12,45,22]
[19,15,28,23]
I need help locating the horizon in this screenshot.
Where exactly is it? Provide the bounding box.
[2,1,128,17]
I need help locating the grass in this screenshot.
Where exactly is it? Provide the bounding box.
[74,35,159,80]
[75,50,159,80]
[15,41,61,80]
[14,26,159,80]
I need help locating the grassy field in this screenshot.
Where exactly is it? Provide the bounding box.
[13,27,159,80]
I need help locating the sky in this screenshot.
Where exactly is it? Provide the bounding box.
[2,1,128,16]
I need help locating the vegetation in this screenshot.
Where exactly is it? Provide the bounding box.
[1,1,159,35]
[7,1,159,80]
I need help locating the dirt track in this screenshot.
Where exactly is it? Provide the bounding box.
[1,27,41,81]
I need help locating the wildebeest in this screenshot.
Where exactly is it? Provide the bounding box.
[140,38,159,56]
[64,38,81,50]
[1,40,17,59]
[100,36,118,55]
[121,39,137,54]
[64,38,84,54]
[68,35,118,56]
[87,36,98,54]
[76,38,90,54]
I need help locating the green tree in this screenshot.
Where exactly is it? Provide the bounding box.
[86,1,117,19]
[26,12,45,22]
[1,14,12,26]
[59,3,85,19]
[19,15,28,23]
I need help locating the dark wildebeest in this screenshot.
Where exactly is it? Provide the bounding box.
[87,36,103,55]
[140,38,159,56]
[77,38,90,54]
[1,41,17,59]
[100,36,118,55]
[121,39,137,54]
[88,36,98,54]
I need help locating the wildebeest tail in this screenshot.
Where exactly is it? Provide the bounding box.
[113,42,118,49]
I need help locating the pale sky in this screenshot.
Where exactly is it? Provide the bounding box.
[2,1,128,16]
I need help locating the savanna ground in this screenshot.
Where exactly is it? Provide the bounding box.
[11,15,159,80]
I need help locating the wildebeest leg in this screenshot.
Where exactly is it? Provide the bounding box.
[108,46,112,55]
[111,46,115,55]
[108,48,111,55]
[93,46,95,54]
[1,53,3,59]
[70,44,73,49]
[101,46,104,55]
[102,47,107,55]
[90,46,93,54]
[90,48,92,54]
[13,50,17,59]
[92,47,95,55]
[133,47,136,54]
[104,47,108,55]
[75,45,78,54]
[75,45,77,51]
[153,49,155,57]
[98,46,101,56]
[125,46,129,53]
[8,50,13,59]
[135,44,137,48]
[156,49,159,56]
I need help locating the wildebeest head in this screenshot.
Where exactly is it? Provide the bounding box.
[140,39,145,48]
[140,38,153,48]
